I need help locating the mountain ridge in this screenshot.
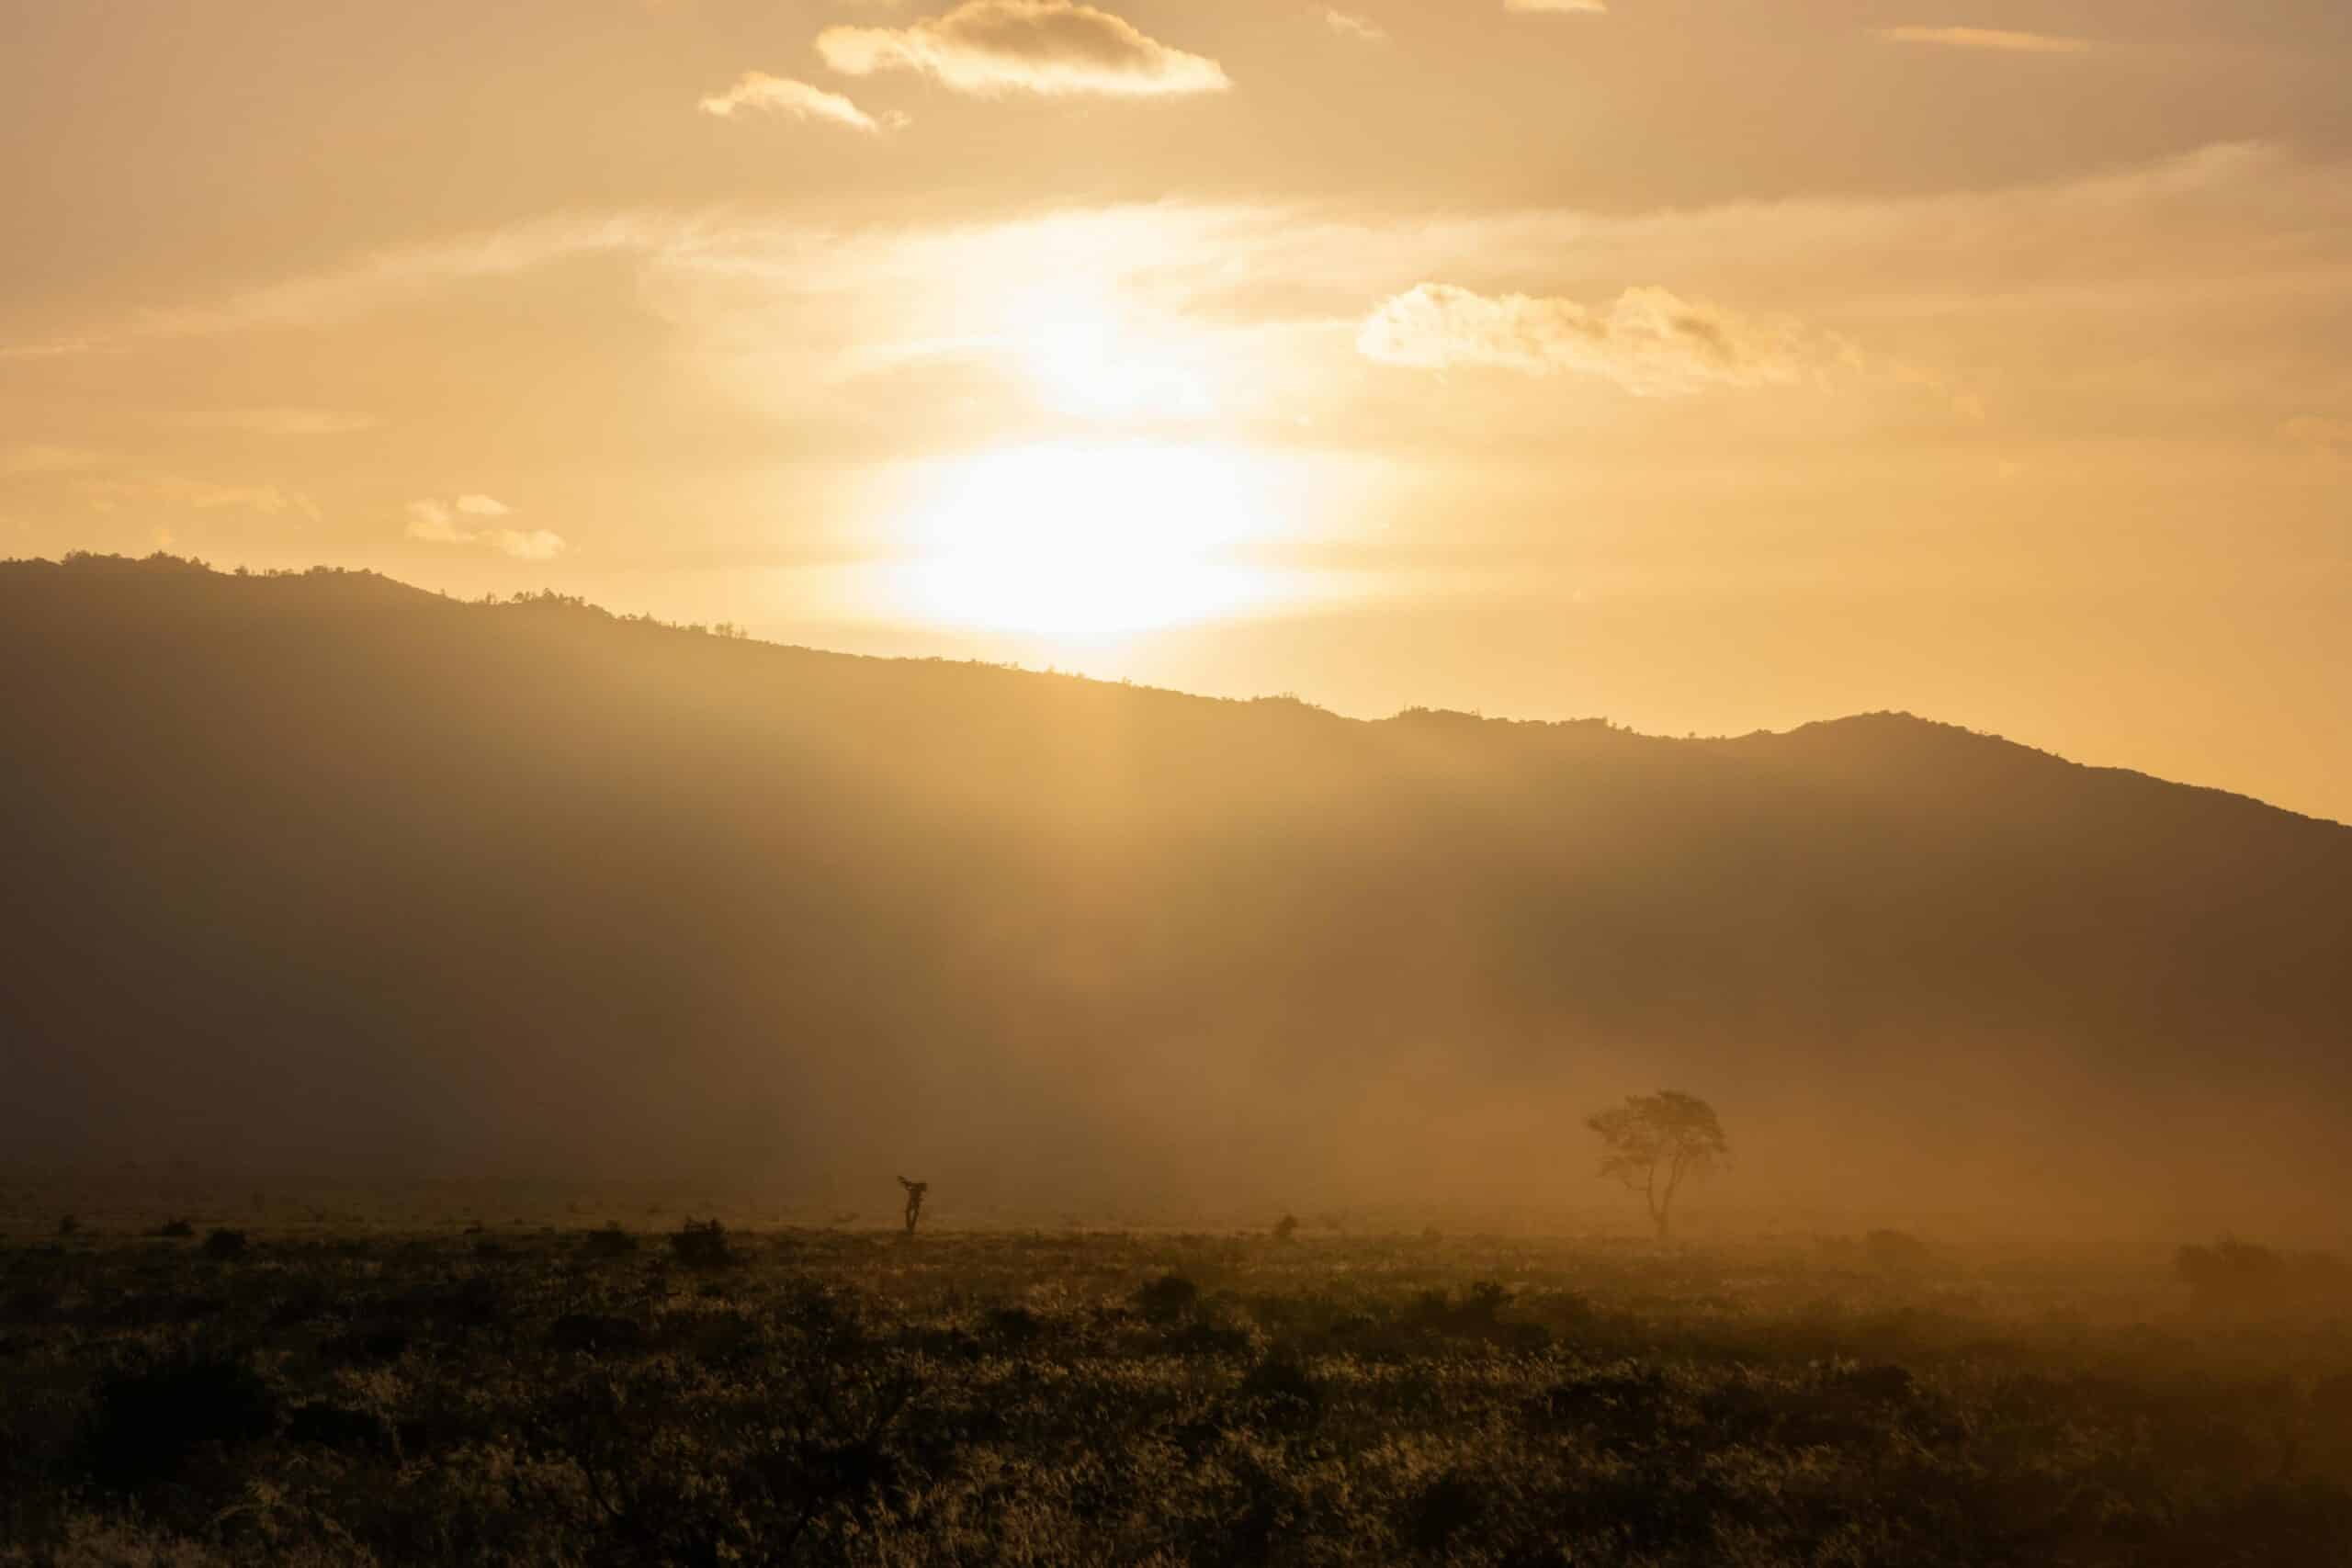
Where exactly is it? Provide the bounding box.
[6,554,2348,1231]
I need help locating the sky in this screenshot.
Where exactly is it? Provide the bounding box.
[3,0,2349,820]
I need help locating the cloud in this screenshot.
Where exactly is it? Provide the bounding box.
[403,499,468,543]
[1357,283,1822,396]
[86,476,318,516]
[23,141,2346,461]
[1505,0,1607,12]
[697,73,900,131]
[407,496,563,558]
[1878,26,2091,54]
[816,1,1230,97]
[5,446,322,520]
[1324,9,1387,42]
[168,407,380,436]
[98,212,673,347]
[0,445,101,477]
[483,528,567,560]
[47,141,2292,377]
[0,337,107,361]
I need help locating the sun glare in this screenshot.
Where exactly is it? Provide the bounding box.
[897,442,1280,640]
[1009,288,1216,421]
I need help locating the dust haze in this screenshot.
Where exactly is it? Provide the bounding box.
[7,555,2347,1241]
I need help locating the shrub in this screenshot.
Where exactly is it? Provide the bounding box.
[1837,1363,1917,1403]
[580,1223,639,1258]
[321,1327,409,1365]
[2177,1237,2348,1313]
[1406,1471,1489,1554]
[985,1305,1044,1345]
[1272,1213,1300,1243]
[55,1214,80,1236]
[1137,1272,1200,1324]
[2177,1236,2289,1307]
[285,1403,393,1457]
[1464,1280,1512,1323]
[89,1356,277,1486]
[1168,1319,1254,1356]
[150,1218,195,1239]
[548,1312,647,1354]
[201,1227,249,1259]
[671,1216,734,1269]
[1238,1350,1325,1427]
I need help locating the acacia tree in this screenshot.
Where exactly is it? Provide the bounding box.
[1586,1090,1728,1240]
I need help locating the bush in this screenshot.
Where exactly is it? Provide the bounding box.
[1136,1273,1200,1324]
[89,1357,277,1486]
[580,1223,639,1258]
[1238,1350,1325,1427]
[1406,1471,1489,1553]
[1464,1280,1512,1323]
[985,1305,1044,1345]
[2177,1236,2347,1312]
[202,1227,249,1259]
[2178,1236,2290,1307]
[150,1218,195,1239]
[548,1312,648,1354]
[55,1214,79,1236]
[671,1217,734,1269]
[285,1403,393,1457]
[1272,1213,1299,1243]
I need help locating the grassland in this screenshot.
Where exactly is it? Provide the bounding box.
[4,1217,2349,1565]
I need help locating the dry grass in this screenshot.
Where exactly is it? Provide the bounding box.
[3,1223,2349,1564]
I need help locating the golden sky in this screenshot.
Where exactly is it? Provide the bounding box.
[4,0,2349,818]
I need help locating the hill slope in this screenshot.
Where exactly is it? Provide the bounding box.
[5,556,2348,1229]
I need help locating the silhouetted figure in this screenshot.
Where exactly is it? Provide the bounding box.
[898,1176,928,1236]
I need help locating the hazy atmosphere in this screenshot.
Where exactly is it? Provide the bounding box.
[5,0,2350,818]
[7,6,2352,1565]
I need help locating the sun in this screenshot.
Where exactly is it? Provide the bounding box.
[896,441,1280,640]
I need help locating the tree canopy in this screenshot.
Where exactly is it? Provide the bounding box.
[1587,1091,1728,1240]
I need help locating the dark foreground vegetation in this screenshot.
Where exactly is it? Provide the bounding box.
[6,1223,2351,1566]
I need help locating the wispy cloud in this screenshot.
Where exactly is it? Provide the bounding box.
[0,337,109,361]
[5,444,327,520]
[18,142,2344,460]
[1357,284,1826,397]
[88,476,320,518]
[698,73,902,131]
[402,499,469,543]
[122,213,672,344]
[1878,26,2091,54]
[406,496,562,558]
[167,408,380,436]
[817,1,1230,97]
[0,445,102,477]
[32,141,2332,371]
[1505,0,1606,13]
[1324,9,1387,42]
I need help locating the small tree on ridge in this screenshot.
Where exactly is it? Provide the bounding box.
[1586,1089,1728,1241]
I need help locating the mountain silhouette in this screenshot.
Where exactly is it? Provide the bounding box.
[6,554,2348,1231]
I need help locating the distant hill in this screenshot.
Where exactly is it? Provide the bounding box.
[6,554,2348,1231]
